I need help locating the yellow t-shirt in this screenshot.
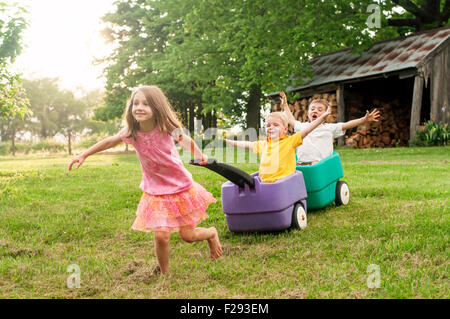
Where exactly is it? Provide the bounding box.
[252,132,303,183]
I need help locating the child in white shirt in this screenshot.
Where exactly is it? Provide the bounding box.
[281,92,380,165]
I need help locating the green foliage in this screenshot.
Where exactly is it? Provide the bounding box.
[29,140,66,153]
[0,1,29,119]
[0,65,30,119]
[0,1,28,64]
[100,0,395,129]
[410,121,450,146]
[22,78,90,138]
[75,133,115,149]
[0,78,105,155]
[100,0,440,129]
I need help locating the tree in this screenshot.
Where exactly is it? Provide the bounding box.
[0,1,28,119]
[100,0,403,131]
[0,108,30,155]
[22,78,61,139]
[0,65,29,119]
[0,65,30,155]
[387,0,450,32]
[155,0,382,130]
[54,90,88,155]
[22,78,89,155]
[98,0,209,133]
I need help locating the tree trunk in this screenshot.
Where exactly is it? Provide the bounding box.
[41,126,47,139]
[11,126,16,156]
[337,84,346,146]
[246,84,262,133]
[205,111,212,130]
[212,111,217,128]
[68,131,72,155]
[189,102,195,133]
[388,0,448,31]
[183,106,188,128]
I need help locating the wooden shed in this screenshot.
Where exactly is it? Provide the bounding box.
[269,26,450,148]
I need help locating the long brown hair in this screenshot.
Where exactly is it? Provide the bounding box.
[123,86,184,140]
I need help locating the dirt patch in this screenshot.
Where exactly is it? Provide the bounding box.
[117,260,160,284]
[1,248,42,258]
[279,287,307,299]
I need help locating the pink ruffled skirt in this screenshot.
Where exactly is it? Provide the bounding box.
[131,182,217,233]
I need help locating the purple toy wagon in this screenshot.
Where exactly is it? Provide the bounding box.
[191,159,308,232]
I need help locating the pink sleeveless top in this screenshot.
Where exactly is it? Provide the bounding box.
[120,127,194,195]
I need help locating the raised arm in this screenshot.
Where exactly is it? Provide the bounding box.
[280,92,295,127]
[341,108,380,131]
[299,106,331,139]
[68,131,123,170]
[224,139,254,149]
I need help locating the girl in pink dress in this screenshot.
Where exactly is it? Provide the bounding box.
[68,85,222,275]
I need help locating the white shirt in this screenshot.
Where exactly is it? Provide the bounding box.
[293,121,345,163]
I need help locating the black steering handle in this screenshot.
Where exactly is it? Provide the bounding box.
[189,158,255,189]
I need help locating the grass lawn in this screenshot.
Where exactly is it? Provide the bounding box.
[0,146,448,298]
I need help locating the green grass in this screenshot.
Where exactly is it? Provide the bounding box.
[0,146,448,298]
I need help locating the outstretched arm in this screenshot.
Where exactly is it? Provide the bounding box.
[176,133,208,164]
[280,92,295,127]
[224,139,254,149]
[342,108,380,131]
[68,132,123,170]
[299,106,331,139]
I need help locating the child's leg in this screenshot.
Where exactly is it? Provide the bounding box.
[154,231,171,274]
[179,227,223,260]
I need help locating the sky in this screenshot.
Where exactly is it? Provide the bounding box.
[12,0,117,94]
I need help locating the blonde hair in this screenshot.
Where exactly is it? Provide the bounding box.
[309,99,330,110]
[265,112,288,127]
[124,85,183,141]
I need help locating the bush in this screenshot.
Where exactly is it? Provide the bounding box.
[0,142,30,155]
[31,140,66,153]
[0,140,66,155]
[410,121,450,147]
[76,134,106,149]
[0,142,11,155]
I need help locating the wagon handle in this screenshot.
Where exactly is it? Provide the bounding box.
[189,158,255,189]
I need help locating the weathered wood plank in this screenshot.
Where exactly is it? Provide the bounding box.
[410,75,424,140]
[337,84,345,146]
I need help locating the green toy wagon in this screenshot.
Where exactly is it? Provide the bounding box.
[296,152,349,210]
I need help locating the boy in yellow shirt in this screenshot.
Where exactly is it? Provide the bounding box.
[225,108,331,183]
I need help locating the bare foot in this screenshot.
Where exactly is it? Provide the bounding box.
[207,227,223,260]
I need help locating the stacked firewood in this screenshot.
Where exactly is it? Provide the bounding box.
[345,98,410,148]
[289,93,338,123]
[283,94,410,148]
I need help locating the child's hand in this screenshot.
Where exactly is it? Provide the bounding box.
[68,155,86,171]
[322,106,332,120]
[198,154,208,166]
[280,92,288,106]
[364,108,380,123]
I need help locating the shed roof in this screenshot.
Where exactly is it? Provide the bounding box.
[284,26,450,94]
